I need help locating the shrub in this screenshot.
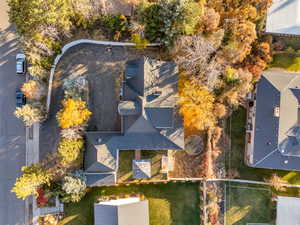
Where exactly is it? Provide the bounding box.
[63,77,88,100]
[265,174,287,191]
[57,98,91,129]
[21,80,46,100]
[58,138,84,167]
[101,14,129,40]
[15,103,45,126]
[11,164,51,200]
[131,33,148,49]
[60,172,87,203]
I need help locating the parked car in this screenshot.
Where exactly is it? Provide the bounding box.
[16,89,26,107]
[16,53,26,75]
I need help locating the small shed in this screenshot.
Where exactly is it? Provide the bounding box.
[94,197,149,225]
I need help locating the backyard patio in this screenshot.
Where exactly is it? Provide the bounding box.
[117,150,169,182]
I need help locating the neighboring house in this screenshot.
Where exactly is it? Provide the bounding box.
[276,196,300,225]
[266,0,300,35]
[245,71,300,171]
[84,57,184,186]
[94,197,149,225]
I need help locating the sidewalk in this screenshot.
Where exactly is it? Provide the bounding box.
[25,123,39,225]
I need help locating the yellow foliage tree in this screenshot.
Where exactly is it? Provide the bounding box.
[179,75,216,134]
[57,98,92,129]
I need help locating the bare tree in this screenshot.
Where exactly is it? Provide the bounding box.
[174,35,224,90]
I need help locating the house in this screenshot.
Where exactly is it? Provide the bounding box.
[94,197,149,225]
[266,0,300,35]
[276,196,300,225]
[245,71,300,171]
[84,57,184,185]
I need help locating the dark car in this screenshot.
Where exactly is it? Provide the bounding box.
[16,89,26,107]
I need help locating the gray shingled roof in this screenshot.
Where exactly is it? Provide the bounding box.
[84,57,184,183]
[86,173,116,187]
[94,200,149,225]
[85,132,119,173]
[252,71,300,170]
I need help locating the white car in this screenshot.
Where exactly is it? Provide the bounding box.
[16,53,26,75]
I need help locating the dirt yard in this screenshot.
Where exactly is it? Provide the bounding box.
[40,43,159,158]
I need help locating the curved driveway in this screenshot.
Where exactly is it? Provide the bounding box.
[0,0,26,224]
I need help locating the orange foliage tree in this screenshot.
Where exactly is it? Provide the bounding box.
[178,75,216,135]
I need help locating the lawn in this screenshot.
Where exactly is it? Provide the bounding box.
[225,183,275,225]
[117,150,167,182]
[59,182,200,225]
[227,107,300,184]
[269,53,300,71]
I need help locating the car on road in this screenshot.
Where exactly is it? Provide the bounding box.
[16,53,26,75]
[16,89,26,107]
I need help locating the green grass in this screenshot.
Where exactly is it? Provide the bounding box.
[60,182,200,225]
[227,107,300,184]
[269,53,300,71]
[226,183,275,225]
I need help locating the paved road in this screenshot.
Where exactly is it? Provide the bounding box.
[0,0,26,224]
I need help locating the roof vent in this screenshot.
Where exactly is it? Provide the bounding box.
[274,106,280,117]
[284,160,288,164]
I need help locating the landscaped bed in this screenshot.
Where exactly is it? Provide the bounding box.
[225,183,275,225]
[227,107,300,184]
[60,182,200,225]
[269,53,300,72]
[117,150,168,182]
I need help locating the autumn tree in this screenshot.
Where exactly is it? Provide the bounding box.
[57,98,92,129]
[179,75,216,134]
[15,104,45,126]
[21,80,46,100]
[8,0,71,36]
[244,41,272,81]
[61,127,84,140]
[219,69,253,106]
[11,164,51,200]
[58,138,84,167]
[221,20,257,63]
[198,7,220,33]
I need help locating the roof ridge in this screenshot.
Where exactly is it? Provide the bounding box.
[253,148,278,167]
